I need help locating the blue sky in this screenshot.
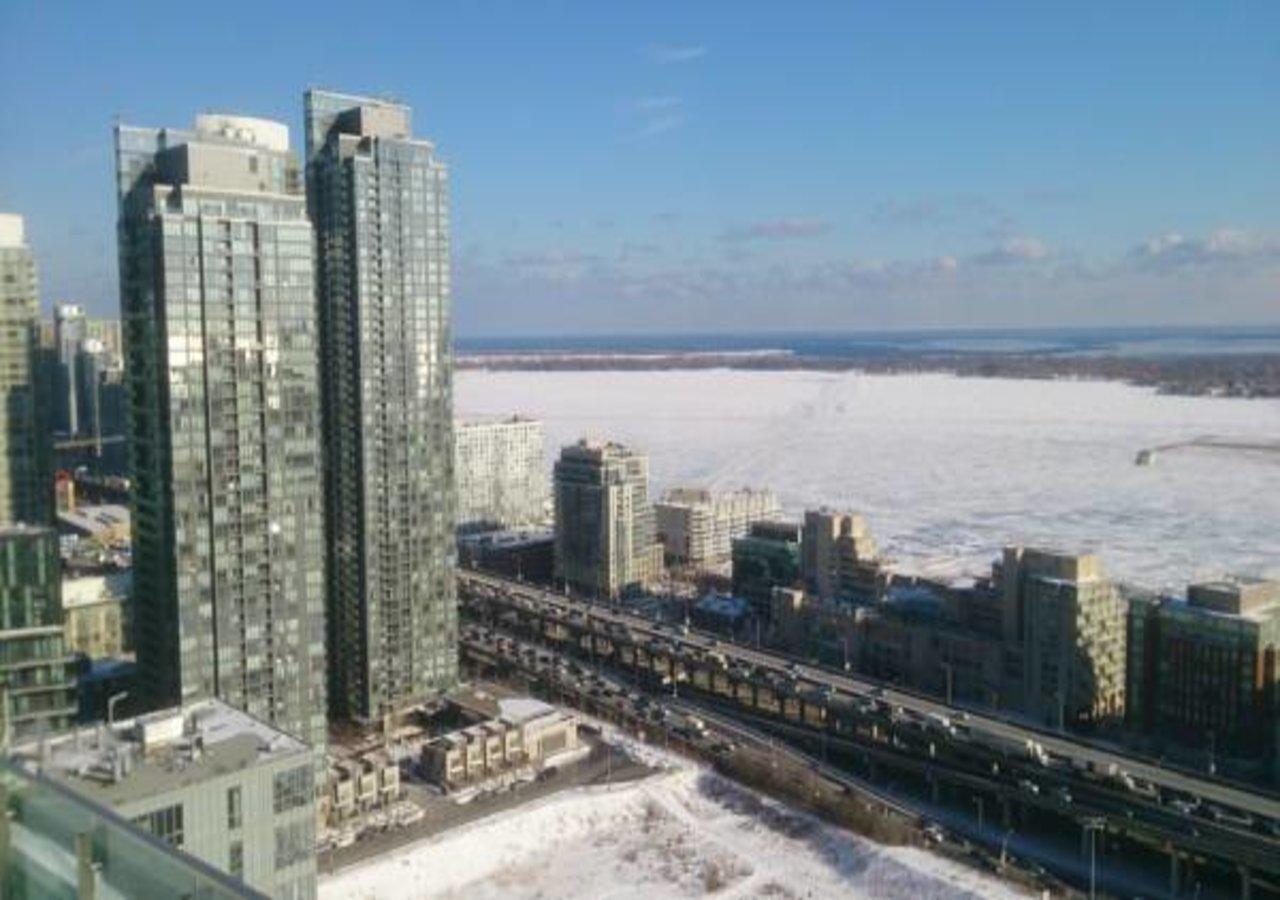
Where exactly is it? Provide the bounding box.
[2,1,1277,334]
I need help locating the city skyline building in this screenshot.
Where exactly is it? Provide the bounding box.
[0,213,50,526]
[997,547,1126,728]
[306,89,458,723]
[1127,577,1280,763]
[455,416,549,532]
[0,524,77,745]
[114,113,328,750]
[654,486,780,571]
[553,439,662,598]
[53,301,87,436]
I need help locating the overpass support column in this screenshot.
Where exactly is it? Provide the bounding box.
[1000,798,1012,830]
[927,770,939,804]
[1239,865,1252,900]
[1168,849,1180,898]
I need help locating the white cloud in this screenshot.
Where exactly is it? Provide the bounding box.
[636,96,683,111]
[1131,228,1280,269]
[971,236,1051,266]
[648,43,708,64]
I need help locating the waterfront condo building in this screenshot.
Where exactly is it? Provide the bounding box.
[305,90,457,723]
[1127,577,1280,762]
[554,440,662,598]
[114,115,328,750]
[654,486,780,571]
[997,547,1126,727]
[455,416,549,532]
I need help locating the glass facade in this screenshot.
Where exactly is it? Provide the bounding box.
[114,119,328,751]
[306,91,457,722]
[0,217,49,526]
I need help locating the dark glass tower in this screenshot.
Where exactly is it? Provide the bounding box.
[306,90,457,723]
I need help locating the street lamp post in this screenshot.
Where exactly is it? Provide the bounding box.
[1082,816,1106,900]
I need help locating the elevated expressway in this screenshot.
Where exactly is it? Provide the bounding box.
[459,569,1280,898]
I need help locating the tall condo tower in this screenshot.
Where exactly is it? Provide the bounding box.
[0,214,49,525]
[305,90,457,723]
[114,115,328,750]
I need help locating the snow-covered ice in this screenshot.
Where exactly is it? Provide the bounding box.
[457,369,1280,588]
[320,750,1026,900]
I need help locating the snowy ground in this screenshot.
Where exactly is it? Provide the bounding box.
[321,739,1026,900]
[457,370,1280,589]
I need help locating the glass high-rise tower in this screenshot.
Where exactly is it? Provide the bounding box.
[0,214,49,525]
[114,115,327,749]
[305,90,457,723]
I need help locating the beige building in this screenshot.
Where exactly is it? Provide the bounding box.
[655,486,780,571]
[422,696,580,789]
[802,509,887,602]
[998,547,1126,727]
[62,570,132,659]
[554,440,663,597]
[319,752,402,828]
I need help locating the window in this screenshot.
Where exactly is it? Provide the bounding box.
[229,840,244,880]
[132,803,184,847]
[273,765,313,814]
[227,785,243,829]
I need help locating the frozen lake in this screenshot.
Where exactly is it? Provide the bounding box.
[456,370,1280,590]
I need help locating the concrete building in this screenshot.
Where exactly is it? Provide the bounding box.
[802,510,885,602]
[553,440,662,598]
[1127,577,1280,761]
[731,520,802,616]
[455,417,549,532]
[306,89,457,723]
[62,569,132,660]
[115,114,328,750]
[997,547,1125,728]
[421,696,580,789]
[0,213,50,526]
[11,698,319,898]
[655,486,780,571]
[0,524,76,745]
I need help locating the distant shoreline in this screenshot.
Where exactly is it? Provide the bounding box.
[456,349,1280,400]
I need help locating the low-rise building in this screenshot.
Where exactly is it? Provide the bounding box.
[1127,577,1280,762]
[802,510,887,602]
[56,503,130,547]
[422,696,580,790]
[655,487,780,571]
[458,528,555,584]
[732,520,803,616]
[9,698,318,898]
[320,752,401,828]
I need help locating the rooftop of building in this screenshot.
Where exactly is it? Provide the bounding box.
[0,213,26,248]
[58,504,130,535]
[559,438,644,461]
[458,528,554,550]
[61,570,132,609]
[10,699,311,807]
[457,415,541,429]
[1181,576,1280,620]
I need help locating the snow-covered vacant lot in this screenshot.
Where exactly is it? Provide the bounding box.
[321,751,1026,900]
[458,370,1280,588]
